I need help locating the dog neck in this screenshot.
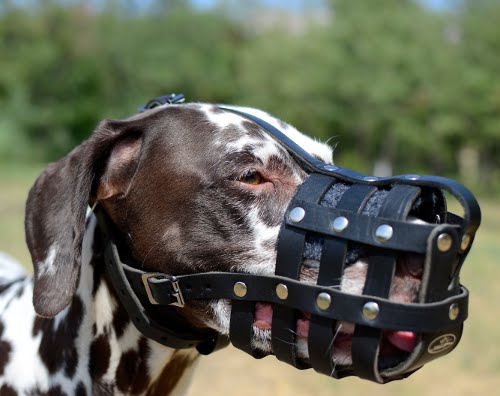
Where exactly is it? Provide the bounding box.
[43,214,200,395]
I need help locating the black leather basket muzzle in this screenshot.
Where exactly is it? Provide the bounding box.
[222,109,481,383]
[99,99,481,385]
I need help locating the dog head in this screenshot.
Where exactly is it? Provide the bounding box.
[25,102,457,375]
[25,103,330,313]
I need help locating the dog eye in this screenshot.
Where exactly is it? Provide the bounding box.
[238,170,264,185]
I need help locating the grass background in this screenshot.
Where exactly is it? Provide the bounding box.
[1,164,498,395]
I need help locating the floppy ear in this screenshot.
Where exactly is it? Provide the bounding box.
[25,119,144,317]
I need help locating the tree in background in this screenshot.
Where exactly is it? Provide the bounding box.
[0,0,498,192]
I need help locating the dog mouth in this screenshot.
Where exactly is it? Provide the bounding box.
[252,302,418,365]
[247,256,423,367]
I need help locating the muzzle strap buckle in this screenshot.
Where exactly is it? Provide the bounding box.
[141,273,186,308]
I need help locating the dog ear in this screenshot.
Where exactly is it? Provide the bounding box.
[25,119,144,317]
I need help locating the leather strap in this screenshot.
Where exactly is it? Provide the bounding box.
[219,108,481,236]
[133,269,469,332]
[308,184,377,376]
[352,185,420,381]
[271,174,335,368]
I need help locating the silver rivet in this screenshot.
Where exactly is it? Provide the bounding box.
[362,302,380,320]
[404,174,420,180]
[316,292,331,310]
[461,234,471,251]
[332,216,349,232]
[449,303,459,320]
[375,224,393,242]
[289,207,306,223]
[234,282,247,297]
[437,233,453,252]
[324,165,339,172]
[276,283,289,300]
[363,176,378,182]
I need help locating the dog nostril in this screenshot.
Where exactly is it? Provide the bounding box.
[205,284,212,291]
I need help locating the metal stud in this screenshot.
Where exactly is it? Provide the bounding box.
[289,207,306,223]
[276,283,288,300]
[316,292,332,310]
[233,282,247,297]
[324,164,339,172]
[362,301,380,320]
[437,233,453,252]
[461,234,471,251]
[404,174,420,180]
[449,303,459,320]
[332,216,349,232]
[375,224,393,242]
[363,176,378,182]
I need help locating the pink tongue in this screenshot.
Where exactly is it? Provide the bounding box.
[386,331,417,352]
[254,303,273,330]
[296,318,310,338]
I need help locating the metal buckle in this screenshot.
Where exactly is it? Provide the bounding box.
[141,273,185,308]
[137,93,185,111]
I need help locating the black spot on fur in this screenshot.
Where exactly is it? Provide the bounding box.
[112,304,130,339]
[75,382,86,396]
[0,340,12,376]
[0,323,12,376]
[64,345,79,378]
[89,334,111,381]
[47,385,68,396]
[0,384,17,396]
[34,296,84,375]
[24,385,68,396]
[116,337,151,394]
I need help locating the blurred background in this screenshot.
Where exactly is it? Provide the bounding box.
[0,0,499,395]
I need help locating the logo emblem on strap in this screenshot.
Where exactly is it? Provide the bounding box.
[428,334,457,354]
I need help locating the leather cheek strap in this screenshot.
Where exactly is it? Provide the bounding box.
[271,173,335,369]
[138,271,469,333]
[307,184,377,377]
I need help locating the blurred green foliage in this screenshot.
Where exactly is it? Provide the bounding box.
[0,0,499,193]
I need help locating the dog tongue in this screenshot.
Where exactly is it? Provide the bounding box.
[386,331,417,352]
[254,303,273,330]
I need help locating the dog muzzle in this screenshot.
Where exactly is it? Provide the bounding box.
[98,95,481,384]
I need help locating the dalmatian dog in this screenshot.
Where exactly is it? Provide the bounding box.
[0,103,422,395]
